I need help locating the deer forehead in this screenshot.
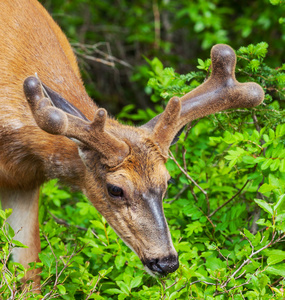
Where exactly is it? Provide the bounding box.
[107,150,170,191]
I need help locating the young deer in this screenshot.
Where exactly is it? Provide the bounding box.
[0,0,264,290]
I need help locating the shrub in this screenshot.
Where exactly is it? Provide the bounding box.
[1,42,285,299]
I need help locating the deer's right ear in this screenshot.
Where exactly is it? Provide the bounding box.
[42,83,89,121]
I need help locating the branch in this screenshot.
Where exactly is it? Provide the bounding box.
[42,234,85,300]
[221,231,285,290]
[74,51,115,67]
[153,0,160,49]
[49,211,107,247]
[85,274,101,300]
[169,151,208,202]
[72,42,133,69]
[208,180,249,218]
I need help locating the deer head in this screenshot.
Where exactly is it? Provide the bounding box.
[23,44,264,276]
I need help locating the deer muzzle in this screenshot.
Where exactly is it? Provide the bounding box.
[144,255,179,275]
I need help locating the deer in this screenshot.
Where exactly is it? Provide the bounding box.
[0,0,264,292]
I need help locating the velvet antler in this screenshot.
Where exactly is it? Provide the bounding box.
[23,76,129,167]
[142,44,264,154]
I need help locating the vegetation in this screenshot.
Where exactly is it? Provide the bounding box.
[1,0,285,299]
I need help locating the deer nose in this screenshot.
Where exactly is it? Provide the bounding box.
[145,255,179,275]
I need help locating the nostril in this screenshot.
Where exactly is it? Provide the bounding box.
[145,255,179,275]
[146,258,163,274]
[157,255,179,274]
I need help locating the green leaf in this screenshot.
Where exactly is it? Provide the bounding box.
[254,199,273,215]
[118,294,127,300]
[90,220,105,230]
[57,285,66,295]
[269,173,280,187]
[7,224,15,238]
[98,266,113,277]
[229,157,238,168]
[256,219,272,227]
[151,57,164,75]
[169,291,179,300]
[280,160,285,172]
[104,288,123,295]
[270,0,281,4]
[38,253,53,268]
[117,281,130,295]
[243,229,255,241]
[115,255,126,269]
[269,128,275,140]
[270,159,280,171]
[259,183,276,194]
[266,250,285,265]
[249,59,260,71]
[276,123,285,138]
[261,159,272,170]
[272,143,284,158]
[274,194,285,212]
[266,264,285,276]
[243,155,256,164]
[0,210,6,219]
[263,134,269,143]
[197,58,205,69]
[205,257,225,271]
[11,240,28,248]
[130,276,142,289]
[278,149,285,159]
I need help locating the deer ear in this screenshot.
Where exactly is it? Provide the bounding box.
[42,83,89,121]
[170,126,185,146]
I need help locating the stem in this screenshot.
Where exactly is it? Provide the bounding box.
[208,180,249,218]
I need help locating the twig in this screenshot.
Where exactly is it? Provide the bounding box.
[166,184,189,204]
[74,51,115,67]
[241,231,254,253]
[182,146,210,214]
[43,234,59,282]
[214,270,257,296]
[165,278,178,290]
[2,266,14,299]
[41,234,85,300]
[221,232,285,290]
[72,42,133,69]
[169,151,209,203]
[168,149,216,229]
[208,180,249,218]
[271,276,284,287]
[85,273,101,300]
[153,0,160,50]
[49,211,107,247]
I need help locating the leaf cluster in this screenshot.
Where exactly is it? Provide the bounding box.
[1,41,285,299]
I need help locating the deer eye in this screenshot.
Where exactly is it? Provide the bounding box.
[107,184,124,198]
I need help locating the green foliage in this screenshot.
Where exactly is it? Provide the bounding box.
[2,0,285,298]
[40,0,285,113]
[1,41,285,299]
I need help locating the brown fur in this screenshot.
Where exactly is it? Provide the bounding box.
[0,0,264,289]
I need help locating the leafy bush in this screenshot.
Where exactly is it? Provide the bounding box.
[40,0,285,113]
[1,42,285,299]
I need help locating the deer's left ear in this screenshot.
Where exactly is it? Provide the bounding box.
[42,83,89,121]
[170,126,185,146]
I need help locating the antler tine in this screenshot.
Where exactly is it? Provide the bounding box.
[24,76,129,167]
[144,44,264,154]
